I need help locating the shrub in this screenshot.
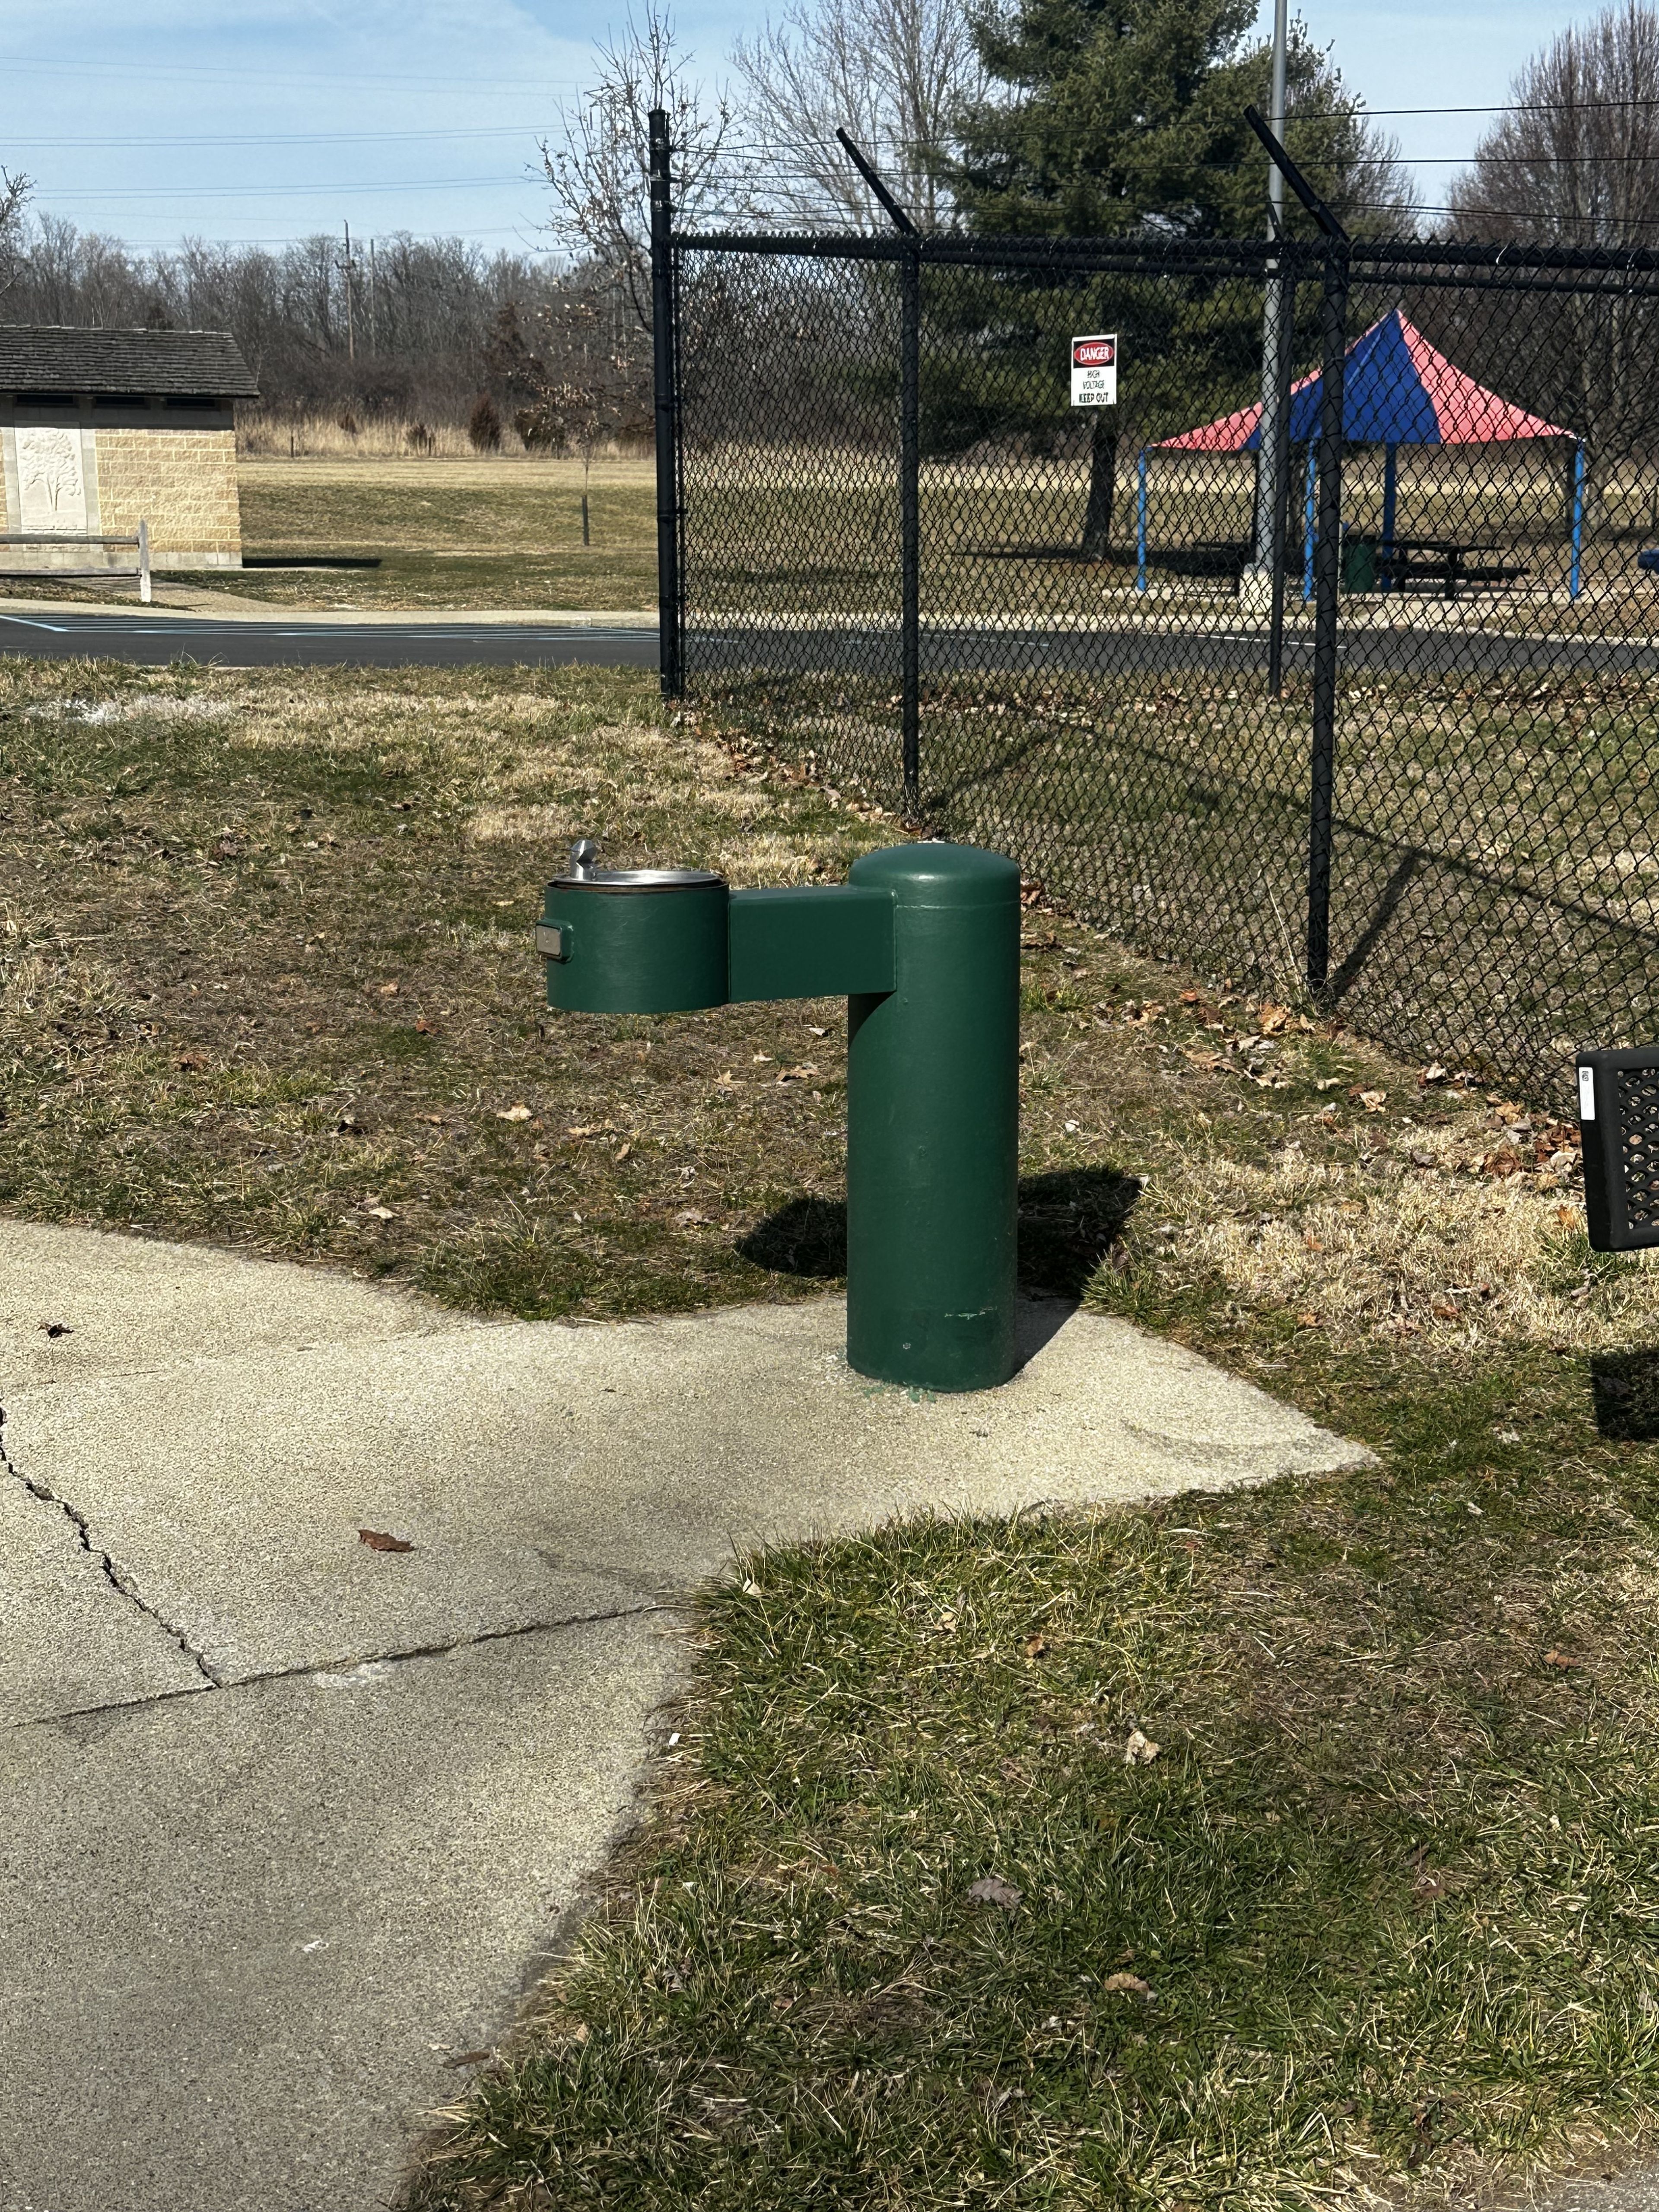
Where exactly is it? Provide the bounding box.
[337,409,359,437]
[514,404,559,453]
[467,394,502,453]
[407,421,435,455]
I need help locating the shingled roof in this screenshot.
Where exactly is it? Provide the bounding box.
[0,324,258,397]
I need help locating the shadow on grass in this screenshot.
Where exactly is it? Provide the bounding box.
[1589,1347,1659,1440]
[736,1166,1141,1298]
[242,554,383,570]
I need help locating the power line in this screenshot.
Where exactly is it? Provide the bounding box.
[1344,194,1659,233]
[7,125,556,150]
[0,51,584,89]
[1303,95,1659,119]
[44,175,540,203]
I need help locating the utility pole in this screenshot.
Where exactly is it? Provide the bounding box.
[1250,0,1290,578]
[341,220,356,362]
[368,236,377,355]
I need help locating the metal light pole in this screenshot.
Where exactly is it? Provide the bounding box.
[1251,0,1290,575]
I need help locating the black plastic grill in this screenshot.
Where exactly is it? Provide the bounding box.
[1615,1068,1659,1229]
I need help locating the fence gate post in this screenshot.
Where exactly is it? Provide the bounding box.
[648,108,681,702]
[1306,240,1348,995]
[899,238,921,818]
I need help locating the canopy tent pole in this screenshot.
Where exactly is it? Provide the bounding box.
[1380,443,1398,594]
[1302,444,1317,601]
[1136,450,1148,593]
[1570,442,1586,601]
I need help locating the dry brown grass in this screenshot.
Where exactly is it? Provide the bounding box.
[236,410,649,463]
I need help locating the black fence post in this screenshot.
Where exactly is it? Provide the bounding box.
[1306,239,1348,995]
[900,238,922,818]
[648,108,681,702]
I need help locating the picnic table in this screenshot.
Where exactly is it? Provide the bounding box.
[1341,532,1529,601]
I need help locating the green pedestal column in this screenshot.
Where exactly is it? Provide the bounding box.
[845,842,1021,1392]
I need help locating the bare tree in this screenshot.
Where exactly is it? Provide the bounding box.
[0,166,32,296]
[733,0,984,230]
[1449,1,1659,247]
[541,6,745,334]
[484,284,652,513]
[1449,1,1659,518]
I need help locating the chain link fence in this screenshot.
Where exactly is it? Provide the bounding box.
[661,221,1659,1115]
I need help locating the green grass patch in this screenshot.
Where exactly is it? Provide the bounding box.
[411,1294,1659,2212]
[188,456,655,610]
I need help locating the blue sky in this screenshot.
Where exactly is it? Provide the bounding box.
[1,0,1613,254]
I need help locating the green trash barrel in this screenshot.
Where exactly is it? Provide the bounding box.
[1341,534,1378,594]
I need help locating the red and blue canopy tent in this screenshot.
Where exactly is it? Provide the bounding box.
[1134,307,1582,597]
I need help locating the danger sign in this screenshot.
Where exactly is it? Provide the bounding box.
[1071,332,1118,407]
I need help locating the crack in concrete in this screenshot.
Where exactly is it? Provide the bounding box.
[13,1596,669,1731]
[0,1402,221,1688]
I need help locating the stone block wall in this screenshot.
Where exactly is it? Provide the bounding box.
[94,428,243,567]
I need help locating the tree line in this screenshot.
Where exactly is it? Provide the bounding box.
[2,0,1659,463]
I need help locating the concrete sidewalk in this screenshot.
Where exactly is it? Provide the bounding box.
[0,1220,1371,2212]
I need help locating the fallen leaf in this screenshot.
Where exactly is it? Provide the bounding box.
[1431,1298,1460,1320]
[1124,1728,1161,1765]
[1420,1062,1448,1084]
[966,1875,1023,1910]
[496,1104,533,1122]
[378,981,400,996]
[363,1205,395,1221]
[775,1063,820,1082]
[614,1143,632,1161]
[442,2050,493,2069]
[38,1320,73,1338]
[336,1112,361,1133]
[1295,1310,1320,1328]
[417,1112,446,1125]
[1303,1235,1325,1252]
[1543,1649,1581,1669]
[1023,1633,1051,1661]
[675,1208,711,1226]
[807,1024,828,1037]
[414,1018,435,1035]
[1313,1077,1343,1090]
[752,1052,774,1065]
[1258,1001,1290,1034]
[1556,1206,1581,1228]
[1179,988,1203,1003]
[1357,1089,1388,1112]
[175,1052,207,1071]
[358,1528,413,1553]
[1101,1970,1154,1999]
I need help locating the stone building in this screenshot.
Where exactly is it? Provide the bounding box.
[0,326,259,570]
